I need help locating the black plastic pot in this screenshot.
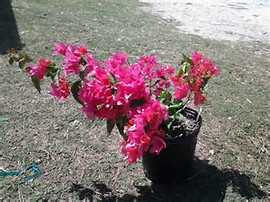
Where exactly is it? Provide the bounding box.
[142,107,202,183]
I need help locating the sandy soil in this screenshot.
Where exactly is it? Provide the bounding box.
[140,0,270,44]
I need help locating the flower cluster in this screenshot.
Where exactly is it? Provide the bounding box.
[9,43,219,163]
[172,52,220,105]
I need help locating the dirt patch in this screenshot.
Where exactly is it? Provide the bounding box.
[140,0,270,44]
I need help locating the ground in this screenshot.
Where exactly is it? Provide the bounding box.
[140,0,270,43]
[0,0,269,201]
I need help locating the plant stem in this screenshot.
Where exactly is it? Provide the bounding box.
[196,107,202,122]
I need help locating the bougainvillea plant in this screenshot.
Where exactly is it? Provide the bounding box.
[9,43,219,163]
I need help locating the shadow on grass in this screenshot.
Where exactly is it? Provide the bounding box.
[70,159,268,201]
[0,0,23,54]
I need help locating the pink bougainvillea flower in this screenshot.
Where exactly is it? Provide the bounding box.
[120,99,169,162]
[121,141,142,163]
[49,76,70,99]
[62,45,88,76]
[149,136,166,154]
[140,134,151,144]
[62,46,81,75]
[191,51,220,78]
[78,67,130,121]
[191,51,203,65]
[174,83,189,100]
[85,54,101,76]
[94,67,111,86]
[103,52,129,78]
[138,55,157,69]
[53,42,67,56]
[144,99,168,129]
[136,55,158,80]
[78,46,88,55]
[26,59,51,80]
[20,45,220,164]
[111,51,128,65]
[80,103,97,119]
[153,65,175,96]
[155,65,175,78]
[171,75,190,100]
[171,75,182,86]
[193,92,206,105]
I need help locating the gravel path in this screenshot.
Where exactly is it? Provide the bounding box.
[140,0,270,44]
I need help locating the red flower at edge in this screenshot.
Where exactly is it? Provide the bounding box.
[49,76,70,99]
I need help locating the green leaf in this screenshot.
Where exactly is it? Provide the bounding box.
[108,72,117,85]
[130,99,146,108]
[168,104,182,116]
[20,52,33,63]
[47,68,58,81]
[159,91,172,105]
[182,53,193,65]
[47,62,57,73]
[79,71,86,80]
[71,80,85,106]
[106,119,115,135]
[116,123,127,140]
[31,76,41,93]
[18,58,26,69]
[173,98,183,105]
[178,64,187,77]
[8,50,32,68]
[174,113,184,122]
[116,116,128,140]
[178,54,193,77]
[8,49,18,65]
[79,57,87,65]
[153,76,165,86]
[8,48,17,55]
[46,64,59,86]
[8,57,15,65]
[52,71,60,86]
[166,113,185,131]
[18,53,33,69]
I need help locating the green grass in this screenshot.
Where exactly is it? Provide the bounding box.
[0,0,269,200]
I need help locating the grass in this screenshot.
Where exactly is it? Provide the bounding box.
[0,0,269,200]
